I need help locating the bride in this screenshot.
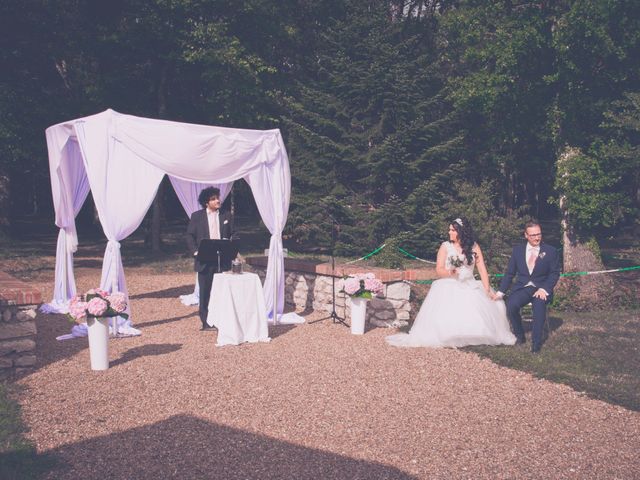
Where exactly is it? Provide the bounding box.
[386,217,516,348]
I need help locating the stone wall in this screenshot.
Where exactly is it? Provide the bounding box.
[245,257,437,328]
[0,271,41,380]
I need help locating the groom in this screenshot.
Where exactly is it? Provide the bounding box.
[495,221,560,353]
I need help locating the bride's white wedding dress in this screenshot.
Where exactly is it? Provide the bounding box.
[386,241,516,348]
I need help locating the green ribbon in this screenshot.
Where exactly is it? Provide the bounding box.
[413,265,640,285]
[397,247,418,259]
[362,244,386,260]
[352,243,640,279]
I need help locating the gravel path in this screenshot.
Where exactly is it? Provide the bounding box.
[16,266,640,479]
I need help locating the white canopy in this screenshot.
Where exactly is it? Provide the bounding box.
[43,109,291,334]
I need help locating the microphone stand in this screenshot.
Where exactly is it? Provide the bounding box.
[310,213,348,327]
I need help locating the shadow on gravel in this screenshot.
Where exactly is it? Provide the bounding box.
[25,311,191,379]
[135,312,198,329]
[268,325,296,340]
[73,259,106,269]
[17,313,88,379]
[43,414,417,480]
[129,284,194,300]
[110,343,183,368]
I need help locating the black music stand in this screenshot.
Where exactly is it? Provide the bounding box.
[310,215,348,327]
[197,239,238,272]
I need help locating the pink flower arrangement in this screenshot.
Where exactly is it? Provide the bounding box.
[86,288,109,297]
[342,273,384,299]
[107,292,127,313]
[68,297,88,321]
[67,288,128,323]
[87,297,108,316]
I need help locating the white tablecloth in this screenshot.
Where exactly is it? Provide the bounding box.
[207,272,270,346]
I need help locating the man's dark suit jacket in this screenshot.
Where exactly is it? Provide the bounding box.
[498,242,561,295]
[186,209,233,272]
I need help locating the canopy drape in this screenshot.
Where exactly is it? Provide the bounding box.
[43,109,292,335]
[41,132,91,314]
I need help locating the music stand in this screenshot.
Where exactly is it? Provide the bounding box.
[197,239,238,272]
[310,215,348,327]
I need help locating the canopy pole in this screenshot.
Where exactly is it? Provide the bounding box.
[61,230,68,304]
[273,256,278,325]
[111,242,119,337]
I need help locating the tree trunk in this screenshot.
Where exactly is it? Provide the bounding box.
[557,147,613,308]
[150,182,163,253]
[148,60,171,253]
[230,186,235,217]
[0,174,10,233]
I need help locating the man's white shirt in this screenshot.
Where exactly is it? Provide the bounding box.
[526,244,540,275]
[207,208,220,240]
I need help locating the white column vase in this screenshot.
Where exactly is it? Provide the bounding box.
[87,317,109,370]
[349,297,368,335]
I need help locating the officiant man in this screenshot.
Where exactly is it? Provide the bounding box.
[494,221,560,353]
[186,187,234,330]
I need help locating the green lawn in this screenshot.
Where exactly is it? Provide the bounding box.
[465,309,640,411]
[0,383,56,480]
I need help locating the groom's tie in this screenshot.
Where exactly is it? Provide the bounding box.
[527,249,538,273]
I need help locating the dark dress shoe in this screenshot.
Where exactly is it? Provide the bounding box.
[515,336,526,345]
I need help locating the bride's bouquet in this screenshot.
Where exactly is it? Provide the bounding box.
[448,256,465,268]
[449,256,474,281]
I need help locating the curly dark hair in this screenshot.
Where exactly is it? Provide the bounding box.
[197,186,221,208]
[450,216,476,264]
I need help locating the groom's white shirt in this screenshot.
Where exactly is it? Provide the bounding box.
[526,244,539,275]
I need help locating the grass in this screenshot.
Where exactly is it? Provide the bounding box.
[0,383,57,480]
[465,309,640,411]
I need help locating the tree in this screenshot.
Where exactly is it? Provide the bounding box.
[552,0,640,277]
[441,0,559,215]
[282,1,463,254]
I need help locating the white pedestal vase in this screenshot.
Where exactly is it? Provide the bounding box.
[348,297,368,335]
[87,317,110,370]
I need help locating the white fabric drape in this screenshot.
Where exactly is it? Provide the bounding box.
[245,133,303,324]
[41,133,90,313]
[168,177,233,216]
[45,109,297,336]
[169,176,233,305]
[76,116,166,335]
[113,113,270,183]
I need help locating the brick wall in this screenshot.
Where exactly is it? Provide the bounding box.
[0,271,41,380]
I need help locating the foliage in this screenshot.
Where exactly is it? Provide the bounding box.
[441,1,558,214]
[371,234,409,270]
[0,383,56,479]
[553,148,632,236]
[1,0,640,255]
[403,179,524,271]
[550,1,640,238]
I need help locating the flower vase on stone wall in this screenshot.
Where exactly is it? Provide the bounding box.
[86,316,110,370]
[348,297,368,335]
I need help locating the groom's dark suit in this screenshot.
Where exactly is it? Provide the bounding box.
[499,242,560,351]
[186,209,234,328]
